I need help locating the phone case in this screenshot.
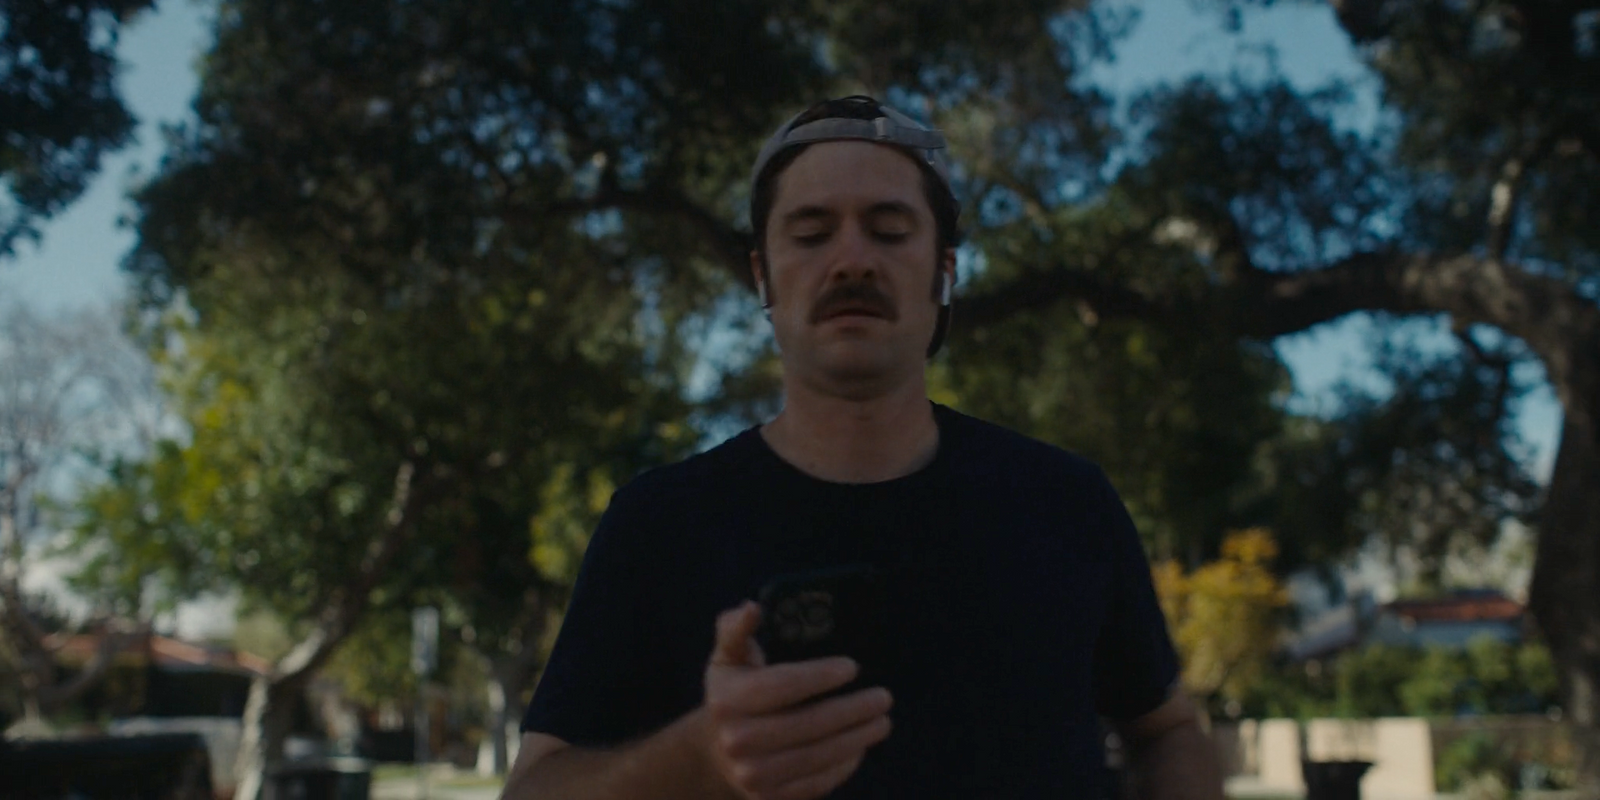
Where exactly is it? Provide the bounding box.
[755,563,888,694]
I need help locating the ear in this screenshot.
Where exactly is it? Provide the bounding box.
[750,250,770,309]
[940,250,957,307]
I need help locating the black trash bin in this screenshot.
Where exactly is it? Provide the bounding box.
[267,756,373,800]
[1302,759,1372,800]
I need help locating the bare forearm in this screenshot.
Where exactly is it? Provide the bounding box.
[1126,721,1225,800]
[502,707,737,800]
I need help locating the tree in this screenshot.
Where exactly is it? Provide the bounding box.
[72,4,735,795]
[935,1,1600,785]
[0,0,155,258]
[1152,528,1290,717]
[0,301,159,721]
[71,256,693,793]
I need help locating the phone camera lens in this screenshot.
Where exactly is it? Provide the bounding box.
[803,603,830,627]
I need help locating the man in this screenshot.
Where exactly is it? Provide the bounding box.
[502,96,1224,800]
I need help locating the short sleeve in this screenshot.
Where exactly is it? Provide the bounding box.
[1089,469,1181,720]
[521,485,668,746]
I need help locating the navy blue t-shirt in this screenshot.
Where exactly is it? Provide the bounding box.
[522,403,1179,798]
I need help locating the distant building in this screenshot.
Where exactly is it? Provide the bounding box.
[1367,589,1525,649]
[46,632,270,719]
[1286,588,1528,662]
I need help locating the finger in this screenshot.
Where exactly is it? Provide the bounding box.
[740,712,891,792]
[710,601,762,667]
[720,687,892,758]
[748,633,767,669]
[717,657,858,715]
[771,752,867,800]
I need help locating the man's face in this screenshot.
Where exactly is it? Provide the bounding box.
[757,141,950,394]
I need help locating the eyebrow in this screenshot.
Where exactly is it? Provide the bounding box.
[780,201,920,227]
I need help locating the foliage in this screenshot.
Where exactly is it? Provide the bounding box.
[1435,733,1515,795]
[1152,528,1290,710]
[70,151,699,789]
[321,608,428,710]
[1431,726,1578,795]
[1191,0,1600,278]
[70,256,691,618]
[296,603,497,747]
[63,17,711,793]
[232,609,294,664]
[0,0,153,257]
[1241,636,1562,720]
[1260,327,1545,583]
[83,0,1198,658]
[528,464,616,591]
[947,303,1291,560]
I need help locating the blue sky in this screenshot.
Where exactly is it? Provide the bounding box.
[2,0,1564,481]
[3,0,210,311]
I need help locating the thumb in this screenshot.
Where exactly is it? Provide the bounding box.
[711,601,763,667]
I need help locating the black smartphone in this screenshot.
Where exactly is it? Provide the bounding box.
[754,563,887,696]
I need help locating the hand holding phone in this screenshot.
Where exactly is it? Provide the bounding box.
[703,599,893,800]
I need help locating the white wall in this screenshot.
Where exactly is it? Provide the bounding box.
[1220,718,1435,800]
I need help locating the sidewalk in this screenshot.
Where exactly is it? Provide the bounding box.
[1224,774,1583,800]
[370,764,504,800]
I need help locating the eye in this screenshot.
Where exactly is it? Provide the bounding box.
[794,231,829,246]
[873,230,910,243]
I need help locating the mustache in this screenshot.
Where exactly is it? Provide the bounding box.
[808,281,899,324]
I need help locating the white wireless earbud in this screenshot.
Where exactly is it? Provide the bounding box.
[758,280,770,309]
[940,273,952,306]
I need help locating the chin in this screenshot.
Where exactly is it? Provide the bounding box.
[810,345,914,387]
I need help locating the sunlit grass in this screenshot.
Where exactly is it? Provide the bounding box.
[369,763,505,788]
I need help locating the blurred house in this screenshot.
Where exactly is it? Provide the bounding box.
[25,632,277,796]
[46,631,270,720]
[1286,588,1528,662]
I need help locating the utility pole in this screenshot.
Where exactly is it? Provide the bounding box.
[412,606,439,799]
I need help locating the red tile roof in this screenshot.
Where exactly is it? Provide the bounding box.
[43,632,271,676]
[1383,591,1523,623]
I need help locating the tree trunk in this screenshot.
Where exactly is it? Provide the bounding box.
[1528,380,1600,795]
[0,488,44,723]
[232,460,426,799]
[233,675,303,800]
[484,664,512,775]
[484,646,542,775]
[230,616,386,799]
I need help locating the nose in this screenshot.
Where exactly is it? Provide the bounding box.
[827,221,879,284]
